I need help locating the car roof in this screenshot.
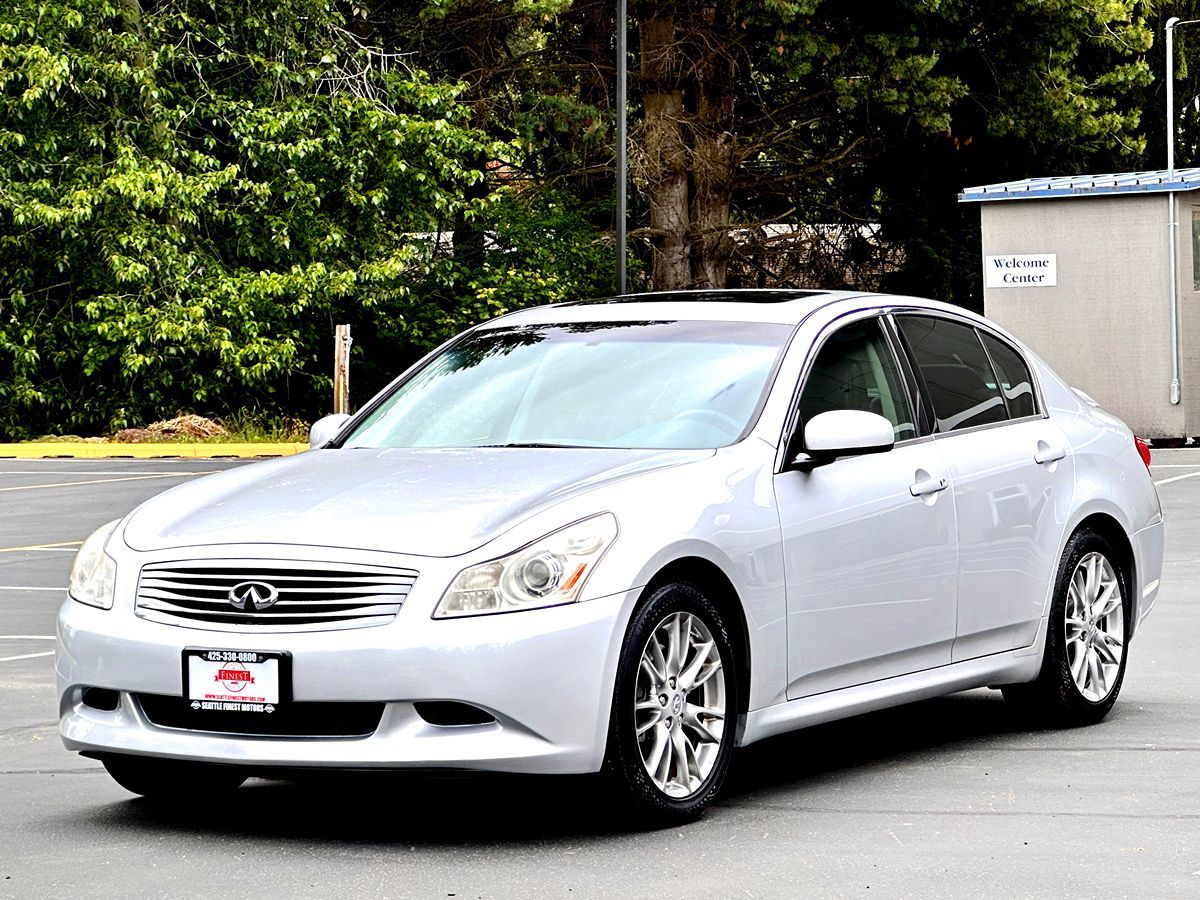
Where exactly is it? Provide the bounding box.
[477,289,962,328]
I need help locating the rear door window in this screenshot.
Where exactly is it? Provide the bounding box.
[979,332,1038,419]
[896,316,1007,433]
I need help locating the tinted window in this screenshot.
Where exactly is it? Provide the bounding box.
[980,332,1038,419]
[343,320,792,450]
[797,318,916,441]
[897,316,1006,433]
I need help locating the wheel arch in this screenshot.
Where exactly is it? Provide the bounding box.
[1061,509,1138,638]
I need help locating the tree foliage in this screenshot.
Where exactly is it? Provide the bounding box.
[0,0,1169,436]
[0,0,610,438]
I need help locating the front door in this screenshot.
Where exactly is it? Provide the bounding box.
[775,316,959,699]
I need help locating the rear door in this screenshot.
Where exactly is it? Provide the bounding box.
[775,314,959,699]
[893,314,1073,661]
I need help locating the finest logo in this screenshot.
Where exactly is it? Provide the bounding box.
[228,580,280,612]
[214,663,255,693]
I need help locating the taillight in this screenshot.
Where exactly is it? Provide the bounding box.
[1135,436,1152,468]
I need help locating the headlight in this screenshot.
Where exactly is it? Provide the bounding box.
[434,513,618,618]
[68,520,120,610]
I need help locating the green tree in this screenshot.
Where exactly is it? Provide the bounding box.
[0,0,611,438]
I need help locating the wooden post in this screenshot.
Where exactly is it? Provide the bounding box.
[333,324,352,414]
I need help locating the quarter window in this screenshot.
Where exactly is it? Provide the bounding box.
[979,332,1038,419]
[797,318,916,441]
[897,316,1006,433]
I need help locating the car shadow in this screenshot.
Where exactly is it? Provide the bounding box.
[69,689,1053,844]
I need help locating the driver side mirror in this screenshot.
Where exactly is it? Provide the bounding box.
[788,410,895,470]
[309,413,352,449]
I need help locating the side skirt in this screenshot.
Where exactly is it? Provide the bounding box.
[740,649,1042,747]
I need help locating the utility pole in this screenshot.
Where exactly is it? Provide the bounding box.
[616,0,628,294]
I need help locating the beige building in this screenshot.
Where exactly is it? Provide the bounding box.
[960,169,1200,439]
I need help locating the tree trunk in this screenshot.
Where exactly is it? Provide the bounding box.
[688,1,737,289]
[639,10,690,290]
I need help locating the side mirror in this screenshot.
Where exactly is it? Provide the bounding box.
[309,413,352,449]
[790,410,895,470]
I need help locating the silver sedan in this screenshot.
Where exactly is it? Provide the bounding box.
[57,290,1164,822]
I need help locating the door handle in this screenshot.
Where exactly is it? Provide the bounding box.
[1034,442,1066,466]
[909,474,949,497]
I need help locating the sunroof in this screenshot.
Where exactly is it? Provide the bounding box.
[572,290,829,306]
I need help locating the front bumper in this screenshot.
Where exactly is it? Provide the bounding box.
[57,587,632,775]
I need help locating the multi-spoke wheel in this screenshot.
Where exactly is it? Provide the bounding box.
[606,582,737,822]
[1064,552,1125,703]
[634,611,726,798]
[1003,530,1130,726]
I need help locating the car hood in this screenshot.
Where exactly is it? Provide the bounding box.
[121,447,712,557]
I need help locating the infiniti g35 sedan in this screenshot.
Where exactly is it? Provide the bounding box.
[58,290,1164,821]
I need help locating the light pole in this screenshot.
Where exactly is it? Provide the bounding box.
[1164,16,1198,405]
[616,0,628,294]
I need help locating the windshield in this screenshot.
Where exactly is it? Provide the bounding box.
[343,320,793,450]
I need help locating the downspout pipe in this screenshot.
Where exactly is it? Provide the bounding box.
[1164,19,1200,405]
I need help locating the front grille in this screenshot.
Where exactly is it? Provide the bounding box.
[135,559,417,632]
[136,693,385,737]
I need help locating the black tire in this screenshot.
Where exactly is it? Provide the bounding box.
[603,581,738,824]
[1002,529,1131,727]
[102,754,247,800]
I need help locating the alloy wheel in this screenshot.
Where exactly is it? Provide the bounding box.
[1064,552,1125,703]
[634,612,726,798]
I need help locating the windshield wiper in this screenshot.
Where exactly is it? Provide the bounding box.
[472,442,586,449]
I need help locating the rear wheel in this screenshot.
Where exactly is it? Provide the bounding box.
[1003,530,1130,726]
[604,582,737,824]
[102,755,247,800]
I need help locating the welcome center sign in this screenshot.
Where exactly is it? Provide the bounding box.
[985,254,1057,288]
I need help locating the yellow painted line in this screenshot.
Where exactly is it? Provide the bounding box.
[0,472,212,493]
[0,442,305,459]
[0,540,82,554]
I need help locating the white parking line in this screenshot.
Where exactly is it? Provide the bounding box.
[1149,463,1200,468]
[0,470,214,476]
[0,586,63,592]
[0,651,54,663]
[0,540,82,555]
[0,635,55,640]
[0,472,211,493]
[1154,471,1200,487]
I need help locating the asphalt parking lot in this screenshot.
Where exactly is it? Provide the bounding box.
[2,454,1198,899]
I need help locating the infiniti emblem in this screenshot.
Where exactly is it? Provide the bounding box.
[228,581,280,612]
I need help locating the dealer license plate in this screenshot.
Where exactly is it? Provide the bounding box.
[183,648,289,714]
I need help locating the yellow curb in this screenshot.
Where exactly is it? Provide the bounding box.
[0,442,307,459]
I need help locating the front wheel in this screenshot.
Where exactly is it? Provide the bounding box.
[102,754,247,800]
[1003,529,1130,726]
[604,582,738,824]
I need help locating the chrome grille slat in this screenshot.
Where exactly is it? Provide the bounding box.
[135,559,417,633]
[138,584,412,601]
[140,573,417,585]
[138,591,406,609]
[137,598,403,619]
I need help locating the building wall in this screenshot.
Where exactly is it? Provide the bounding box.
[980,193,1190,438]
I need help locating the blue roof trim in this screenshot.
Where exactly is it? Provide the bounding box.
[959,168,1200,203]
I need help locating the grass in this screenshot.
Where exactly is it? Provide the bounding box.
[198,412,311,443]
